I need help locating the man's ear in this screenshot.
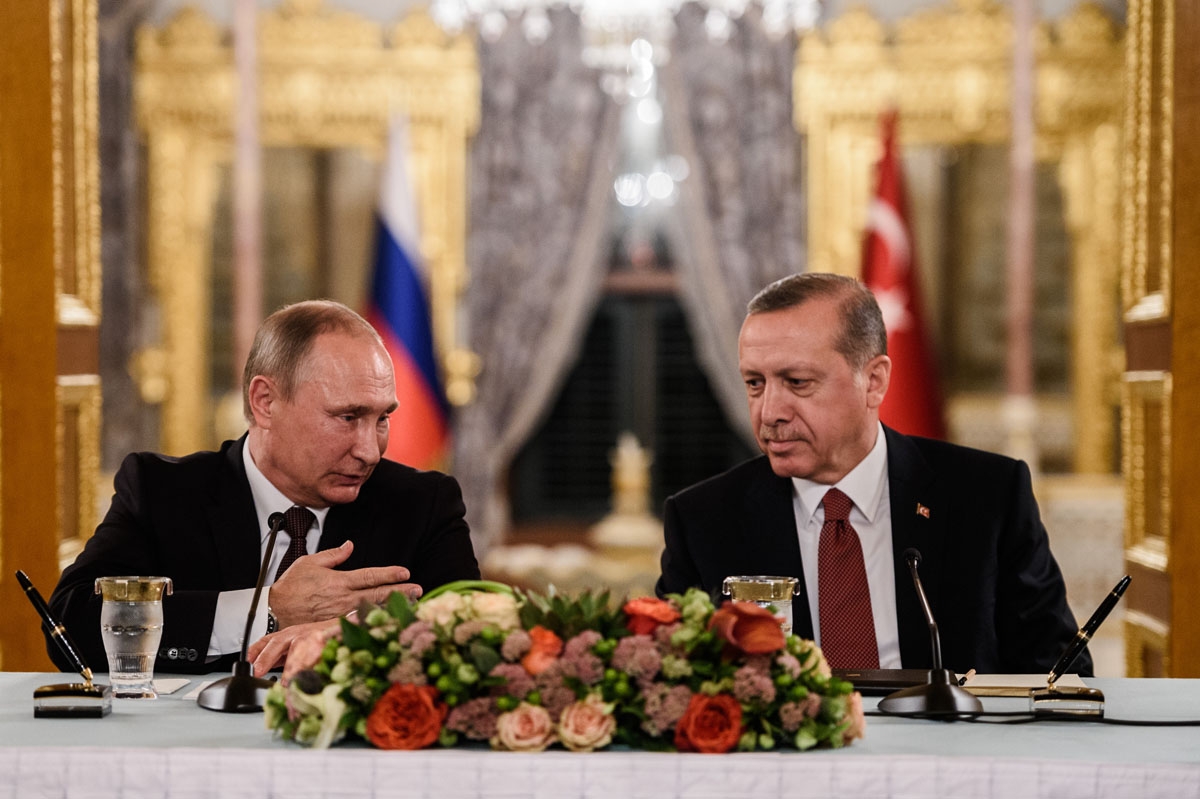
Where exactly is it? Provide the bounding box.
[246,375,277,428]
[864,354,891,410]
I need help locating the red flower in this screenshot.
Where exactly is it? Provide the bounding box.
[623,597,682,636]
[708,601,786,655]
[521,625,563,675]
[365,683,447,750]
[673,693,743,753]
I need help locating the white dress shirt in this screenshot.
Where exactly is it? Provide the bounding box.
[791,422,902,668]
[206,443,330,659]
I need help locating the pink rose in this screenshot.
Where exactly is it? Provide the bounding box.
[842,691,866,744]
[490,702,556,752]
[558,693,616,752]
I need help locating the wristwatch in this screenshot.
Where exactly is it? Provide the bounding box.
[266,608,279,634]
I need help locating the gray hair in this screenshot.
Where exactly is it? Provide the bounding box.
[746,273,887,371]
[242,299,383,421]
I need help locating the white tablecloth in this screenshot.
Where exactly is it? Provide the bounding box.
[0,674,1196,798]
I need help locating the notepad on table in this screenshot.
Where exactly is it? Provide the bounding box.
[960,673,1087,697]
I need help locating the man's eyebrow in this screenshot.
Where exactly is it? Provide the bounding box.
[331,404,372,416]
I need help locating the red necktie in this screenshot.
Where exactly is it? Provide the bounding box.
[274,506,316,582]
[818,488,880,668]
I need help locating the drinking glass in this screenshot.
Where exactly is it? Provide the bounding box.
[94,576,173,698]
[722,575,800,635]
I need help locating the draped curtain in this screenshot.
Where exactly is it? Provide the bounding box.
[660,2,807,442]
[453,8,622,554]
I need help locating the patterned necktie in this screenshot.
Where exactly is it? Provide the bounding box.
[273,506,316,582]
[817,488,880,668]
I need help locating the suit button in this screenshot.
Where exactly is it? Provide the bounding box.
[187,649,198,661]
[166,648,179,660]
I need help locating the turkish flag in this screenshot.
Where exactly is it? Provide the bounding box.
[861,111,946,440]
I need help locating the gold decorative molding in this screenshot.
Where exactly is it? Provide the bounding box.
[56,376,101,570]
[50,0,102,326]
[1124,609,1169,678]
[795,0,1124,473]
[136,1,479,454]
[1121,0,1172,312]
[1122,371,1170,558]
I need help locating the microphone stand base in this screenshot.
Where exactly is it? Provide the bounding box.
[197,661,275,713]
[877,669,983,719]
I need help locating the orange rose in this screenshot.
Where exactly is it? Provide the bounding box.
[707,601,785,655]
[623,597,681,636]
[365,683,447,750]
[673,693,743,753]
[520,625,563,675]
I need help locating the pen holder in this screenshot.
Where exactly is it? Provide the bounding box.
[1030,685,1105,717]
[34,682,112,718]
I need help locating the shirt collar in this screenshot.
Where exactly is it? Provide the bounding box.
[791,422,889,524]
[242,438,330,544]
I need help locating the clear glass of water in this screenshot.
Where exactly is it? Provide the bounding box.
[722,575,800,635]
[94,576,173,698]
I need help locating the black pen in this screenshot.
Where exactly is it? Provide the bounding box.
[1047,574,1131,686]
[15,570,94,686]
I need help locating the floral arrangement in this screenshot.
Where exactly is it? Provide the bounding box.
[264,581,865,753]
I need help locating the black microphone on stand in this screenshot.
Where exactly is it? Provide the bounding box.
[198,511,287,712]
[877,548,983,718]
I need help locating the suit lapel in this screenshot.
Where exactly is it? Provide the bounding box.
[884,426,948,668]
[322,501,364,566]
[210,437,267,590]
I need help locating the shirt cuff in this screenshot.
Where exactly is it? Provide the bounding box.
[208,586,271,658]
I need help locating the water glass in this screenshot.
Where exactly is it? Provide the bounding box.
[722,575,800,635]
[94,576,173,698]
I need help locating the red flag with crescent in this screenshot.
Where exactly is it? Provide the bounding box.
[861,110,946,440]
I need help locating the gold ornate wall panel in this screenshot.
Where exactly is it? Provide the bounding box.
[1124,609,1169,677]
[136,0,479,455]
[51,0,103,565]
[1123,372,1170,570]
[0,0,98,670]
[52,0,102,327]
[1121,0,1171,312]
[57,377,101,569]
[794,0,1124,474]
[1120,0,1200,678]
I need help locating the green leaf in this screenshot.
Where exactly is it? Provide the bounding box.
[419,579,515,604]
[469,640,501,675]
[340,617,372,651]
[386,591,416,625]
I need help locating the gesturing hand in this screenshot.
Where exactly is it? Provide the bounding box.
[266,539,422,628]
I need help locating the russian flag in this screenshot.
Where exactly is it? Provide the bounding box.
[366,116,449,469]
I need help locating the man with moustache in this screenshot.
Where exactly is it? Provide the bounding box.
[656,273,1088,676]
[48,300,479,675]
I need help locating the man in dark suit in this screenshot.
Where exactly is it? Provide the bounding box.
[48,300,479,675]
[656,273,1088,676]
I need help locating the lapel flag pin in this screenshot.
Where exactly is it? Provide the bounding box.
[916,503,931,519]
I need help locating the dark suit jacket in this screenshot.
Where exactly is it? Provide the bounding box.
[47,437,479,674]
[655,426,1091,676]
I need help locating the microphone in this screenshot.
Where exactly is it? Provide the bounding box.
[877,548,983,718]
[198,511,287,712]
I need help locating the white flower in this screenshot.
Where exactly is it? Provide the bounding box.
[469,592,521,631]
[286,682,347,749]
[416,591,467,627]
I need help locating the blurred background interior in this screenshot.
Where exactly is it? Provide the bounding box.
[4,0,1196,680]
